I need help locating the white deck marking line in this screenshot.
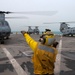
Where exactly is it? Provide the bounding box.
[54,35,62,75]
[2,47,27,75]
[22,52,29,56]
[22,51,33,56]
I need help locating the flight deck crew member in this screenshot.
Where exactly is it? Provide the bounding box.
[21,29,58,75]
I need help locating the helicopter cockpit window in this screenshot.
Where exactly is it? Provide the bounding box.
[0,21,2,26]
[73,30,75,32]
[0,21,9,26]
[4,21,9,26]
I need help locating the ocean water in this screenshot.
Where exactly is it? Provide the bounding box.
[12,31,62,35]
[53,31,62,35]
[40,31,62,35]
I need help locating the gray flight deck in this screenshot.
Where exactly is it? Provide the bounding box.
[0,34,75,75]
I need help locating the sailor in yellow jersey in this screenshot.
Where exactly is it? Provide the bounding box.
[21,29,58,75]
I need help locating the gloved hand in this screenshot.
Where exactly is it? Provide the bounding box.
[53,42,59,48]
[21,31,27,35]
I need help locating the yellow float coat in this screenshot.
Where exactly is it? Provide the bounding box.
[23,33,58,74]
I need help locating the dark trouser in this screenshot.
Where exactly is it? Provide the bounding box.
[44,74,54,75]
[35,73,54,75]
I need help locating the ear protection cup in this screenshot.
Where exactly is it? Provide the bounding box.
[39,37,46,44]
[41,38,46,44]
[39,35,43,42]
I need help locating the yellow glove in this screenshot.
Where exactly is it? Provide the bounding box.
[21,31,27,35]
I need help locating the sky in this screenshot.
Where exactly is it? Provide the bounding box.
[0,0,75,31]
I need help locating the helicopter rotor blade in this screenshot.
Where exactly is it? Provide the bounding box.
[20,25,49,27]
[0,11,12,14]
[5,16,28,19]
[4,11,57,16]
[43,22,59,24]
[65,21,75,23]
[43,21,75,24]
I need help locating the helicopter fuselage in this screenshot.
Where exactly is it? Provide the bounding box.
[0,21,11,36]
[0,13,11,44]
[60,22,75,36]
[28,26,39,35]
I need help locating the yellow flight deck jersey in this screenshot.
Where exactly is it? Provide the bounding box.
[23,33,58,74]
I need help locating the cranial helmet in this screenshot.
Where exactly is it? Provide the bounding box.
[39,29,55,46]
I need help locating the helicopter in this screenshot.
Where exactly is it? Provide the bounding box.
[21,26,42,35]
[44,21,75,37]
[0,11,29,44]
[27,26,40,35]
[60,22,75,36]
[21,25,49,35]
[0,11,11,44]
[0,11,57,44]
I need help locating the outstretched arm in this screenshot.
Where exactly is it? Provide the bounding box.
[21,31,38,51]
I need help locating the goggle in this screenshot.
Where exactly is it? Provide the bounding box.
[40,34,54,38]
[43,34,54,36]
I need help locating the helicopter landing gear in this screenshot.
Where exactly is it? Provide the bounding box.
[36,31,39,35]
[1,39,4,44]
[1,41,4,44]
[71,34,73,37]
[6,36,9,39]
